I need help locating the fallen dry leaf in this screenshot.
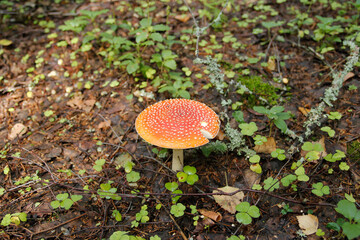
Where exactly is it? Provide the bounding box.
[298,107,311,116]
[67,95,95,112]
[243,169,261,187]
[8,123,27,140]
[254,137,276,154]
[198,209,222,222]
[266,58,276,71]
[213,186,244,214]
[296,214,318,235]
[343,72,355,82]
[174,14,191,23]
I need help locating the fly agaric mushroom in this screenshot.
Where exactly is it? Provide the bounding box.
[135,99,220,172]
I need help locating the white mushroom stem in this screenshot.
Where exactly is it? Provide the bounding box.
[172,149,184,172]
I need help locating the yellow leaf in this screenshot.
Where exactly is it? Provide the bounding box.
[0,39,12,46]
[296,214,318,235]
[213,186,244,214]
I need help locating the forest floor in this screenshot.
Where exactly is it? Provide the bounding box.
[0,0,359,239]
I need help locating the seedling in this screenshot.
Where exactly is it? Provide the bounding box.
[171,203,186,217]
[324,150,345,162]
[321,126,335,137]
[51,193,83,210]
[177,165,199,185]
[263,177,280,192]
[280,203,294,215]
[312,182,330,197]
[301,141,324,161]
[235,202,261,225]
[253,106,291,134]
[271,148,286,160]
[294,166,309,182]
[131,205,150,227]
[1,212,27,226]
[97,182,122,200]
[238,122,258,136]
[328,111,342,120]
[253,135,267,145]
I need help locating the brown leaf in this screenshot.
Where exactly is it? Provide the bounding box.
[98,120,111,130]
[198,209,222,222]
[8,123,27,140]
[343,72,355,82]
[298,107,311,116]
[213,186,244,214]
[254,137,276,154]
[296,214,318,235]
[243,169,261,187]
[174,14,191,23]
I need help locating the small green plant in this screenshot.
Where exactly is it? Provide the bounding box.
[328,111,342,120]
[311,182,330,197]
[324,150,346,162]
[131,205,150,227]
[280,203,294,215]
[176,165,199,185]
[263,177,280,191]
[321,126,335,137]
[97,182,122,200]
[253,135,267,145]
[301,141,324,161]
[235,202,261,225]
[327,200,360,240]
[112,210,122,222]
[170,203,186,217]
[294,165,309,182]
[1,212,27,226]
[280,174,297,187]
[51,193,83,210]
[165,182,183,204]
[238,122,258,136]
[93,158,106,172]
[271,148,286,160]
[201,140,228,157]
[253,106,291,134]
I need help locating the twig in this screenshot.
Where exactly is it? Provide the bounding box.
[31,213,86,237]
[154,197,188,240]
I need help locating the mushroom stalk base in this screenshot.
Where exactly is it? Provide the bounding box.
[172,149,184,172]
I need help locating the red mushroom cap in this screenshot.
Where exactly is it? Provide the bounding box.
[135,99,220,149]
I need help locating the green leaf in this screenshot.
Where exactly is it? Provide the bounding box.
[126,62,139,74]
[177,89,190,99]
[263,177,280,191]
[150,32,163,42]
[71,194,83,202]
[236,212,252,225]
[342,222,360,240]
[248,206,260,218]
[186,174,199,185]
[249,155,260,163]
[183,166,196,175]
[236,202,250,212]
[253,106,269,115]
[274,119,287,133]
[281,174,297,187]
[126,171,140,182]
[56,193,69,201]
[335,200,359,222]
[233,111,244,123]
[165,182,178,192]
[140,18,152,28]
[170,203,186,217]
[153,24,170,31]
[50,200,61,209]
[62,198,74,210]
[136,31,148,43]
[239,122,258,136]
[163,59,177,70]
